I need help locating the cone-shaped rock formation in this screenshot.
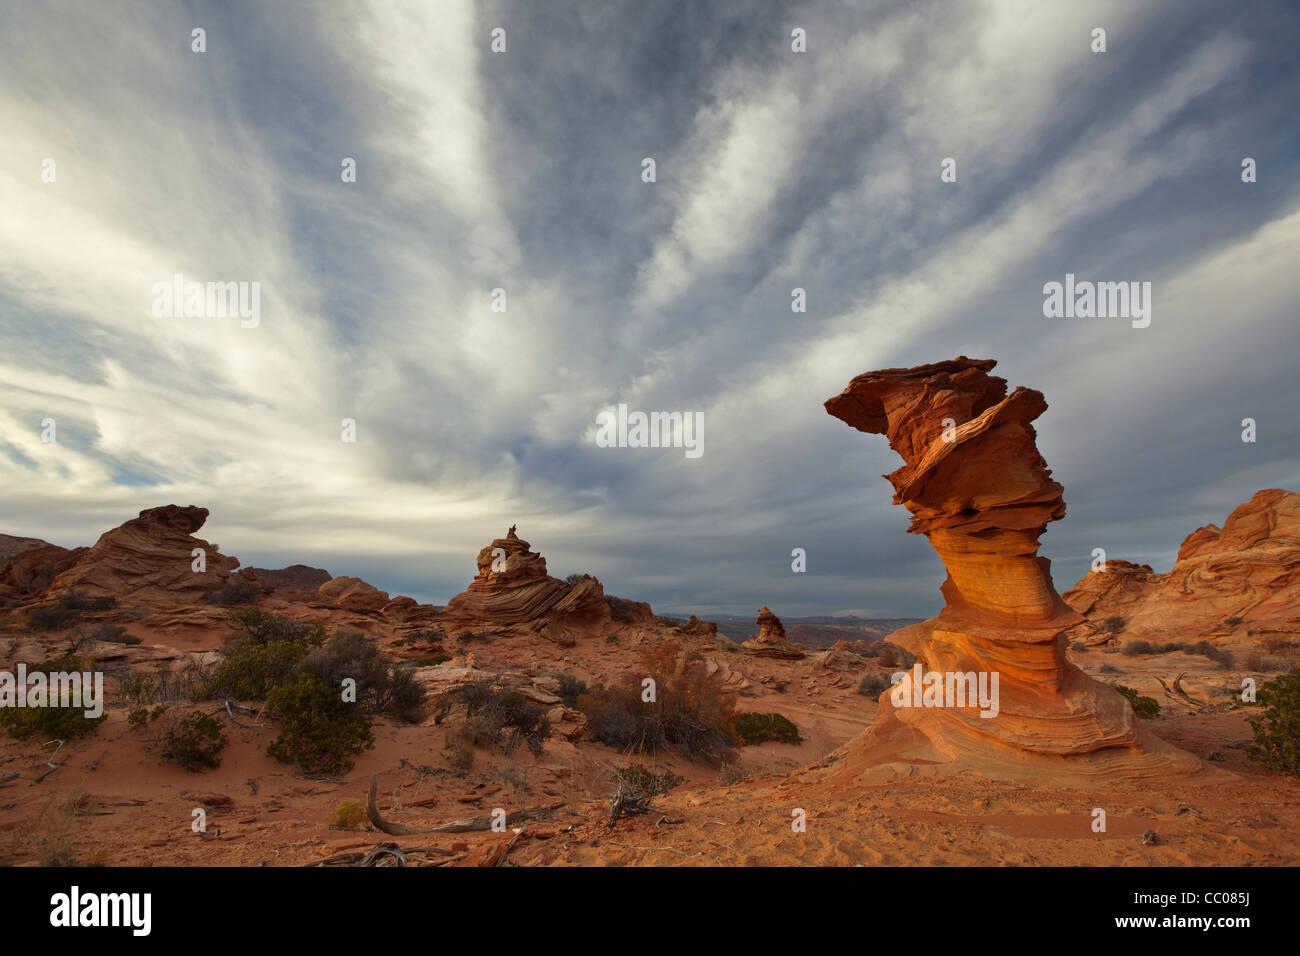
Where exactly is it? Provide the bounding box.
[824,357,1206,782]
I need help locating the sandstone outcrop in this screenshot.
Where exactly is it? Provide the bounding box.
[44,505,240,603]
[439,527,610,637]
[1064,489,1300,647]
[742,607,806,659]
[249,564,332,594]
[0,542,87,599]
[824,357,1205,782]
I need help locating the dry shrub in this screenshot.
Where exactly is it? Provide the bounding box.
[577,640,738,764]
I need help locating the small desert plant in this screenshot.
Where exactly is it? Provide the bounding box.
[1263,635,1291,654]
[1246,669,1300,776]
[161,711,228,771]
[0,654,105,741]
[327,800,367,830]
[857,672,892,697]
[719,764,748,786]
[441,681,551,755]
[89,622,138,645]
[127,704,169,727]
[1112,684,1161,720]
[607,597,638,623]
[1102,615,1126,634]
[25,605,80,631]
[57,589,116,611]
[556,672,588,708]
[203,578,262,606]
[614,764,684,797]
[1186,640,1233,668]
[564,573,589,585]
[266,673,374,774]
[1225,616,1244,628]
[735,712,801,745]
[447,744,474,772]
[1098,662,1123,675]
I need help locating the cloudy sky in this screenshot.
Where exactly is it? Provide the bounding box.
[1,0,1297,619]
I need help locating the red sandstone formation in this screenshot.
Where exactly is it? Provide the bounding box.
[0,542,87,599]
[1064,489,1299,646]
[824,357,1204,782]
[43,505,240,602]
[439,527,610,637]
[248,564,332,594]
[742,606,806,659]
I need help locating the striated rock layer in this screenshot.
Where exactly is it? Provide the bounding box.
[1064,489,1300,647]
[439,527,609,636]
[742,606,806,659]
[46,505,240,602]
[824,357,1206,783]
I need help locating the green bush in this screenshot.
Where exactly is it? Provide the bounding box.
[0,654,106,741]
[297,630,425,722]
[266,673,374,774]
[1246,670,1300,776]
[1112,684,1161,720]
[161,711,228,771]
[556,672,588,708]
[197,610,326,700]
[735,712,802,745]
[203,578,262,606]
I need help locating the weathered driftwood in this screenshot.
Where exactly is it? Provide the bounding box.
[608,782,653,829]
[31,739,63,785]
[225,700,267,728]
[366,775,562,835]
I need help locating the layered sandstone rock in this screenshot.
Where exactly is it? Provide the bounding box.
[1064,489,1300,647]
[823,357,1205,782]
[0,542,87,599]
[742,606,806,659]
[316,576,390,613]
[45,505,240,603]
[248,564,332,594]
[439,527,610,636]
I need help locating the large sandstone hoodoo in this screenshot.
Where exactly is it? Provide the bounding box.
[823,357,1204,782]
[439,526,608,633]
[742,606,806,659]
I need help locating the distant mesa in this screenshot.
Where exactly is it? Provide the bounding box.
[824,357,1207,783]
[741,606,806,659]
[1064,488,1299,647]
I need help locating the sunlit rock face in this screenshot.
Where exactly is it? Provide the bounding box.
[1063,489,1300,647]
[823,358,1207,783]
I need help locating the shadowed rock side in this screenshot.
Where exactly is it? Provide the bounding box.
[1064,488,1300,647]
[824,357,1207,783]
